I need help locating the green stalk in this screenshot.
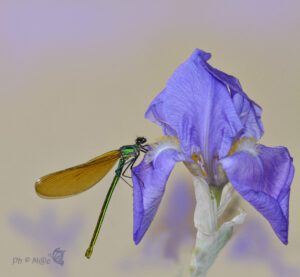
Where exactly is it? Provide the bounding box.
[210,186,223,207]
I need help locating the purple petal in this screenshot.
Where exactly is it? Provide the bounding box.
[132,148,183,244]
[220,145,294,244]
[203,58,264,139]
[145,49,243,168]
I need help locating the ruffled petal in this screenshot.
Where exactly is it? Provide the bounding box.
[132,147,183,244]
[145,49,243,168]
[203,57,264,139]
[220,144,294,244]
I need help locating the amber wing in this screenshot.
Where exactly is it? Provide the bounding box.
[35,150,121,198]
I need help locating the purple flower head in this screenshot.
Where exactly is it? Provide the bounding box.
[132,49,294,245]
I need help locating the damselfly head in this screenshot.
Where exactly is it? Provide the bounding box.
[136,137,147,145]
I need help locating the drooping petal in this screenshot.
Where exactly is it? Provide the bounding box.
[145,49,243,171]
[220,144,294,244]
[203,59,264,139]
[132,145,184,244]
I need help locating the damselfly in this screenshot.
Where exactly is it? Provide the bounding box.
[35,137,148,258]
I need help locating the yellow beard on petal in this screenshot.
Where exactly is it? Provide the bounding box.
[191,153,208,177]
[228,137,258,156]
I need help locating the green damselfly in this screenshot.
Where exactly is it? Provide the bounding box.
[35,137,148,258]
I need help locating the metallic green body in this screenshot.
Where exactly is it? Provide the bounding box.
[85,144,142,259]
[120,144,139,158]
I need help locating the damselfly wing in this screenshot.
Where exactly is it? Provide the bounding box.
[35,150,121,198]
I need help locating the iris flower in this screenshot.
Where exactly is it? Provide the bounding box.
[132,49,294,249]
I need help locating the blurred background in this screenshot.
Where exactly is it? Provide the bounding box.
[1,1,299,276]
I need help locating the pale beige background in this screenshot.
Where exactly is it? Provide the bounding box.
[1,1,299,276]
